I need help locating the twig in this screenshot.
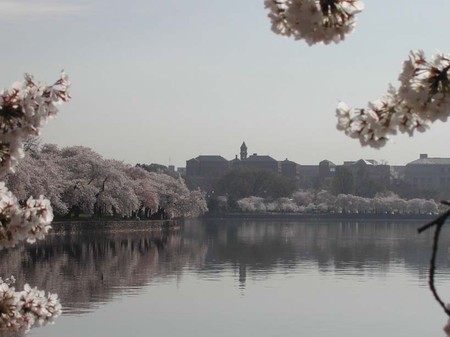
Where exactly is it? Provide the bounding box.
[418,202,450,316]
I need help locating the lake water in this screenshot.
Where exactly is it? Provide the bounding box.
[1,218,450,337]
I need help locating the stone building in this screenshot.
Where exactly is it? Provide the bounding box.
[185,143,299,192]
[233,153,280,174]
[240,142,247,160]
[345,159,391,181]
[185,144,447,196]
[280,159,301,183]
[318,160,336,187]
[185,155,229,191]
[405,154,450,191]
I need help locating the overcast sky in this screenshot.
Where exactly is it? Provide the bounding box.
[1,0,450,167]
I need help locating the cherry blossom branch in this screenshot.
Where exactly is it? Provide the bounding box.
[0,72,70,334]
[336,50,450,148]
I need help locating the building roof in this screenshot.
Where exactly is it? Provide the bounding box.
[407,157,450,165]
[319,160,336,166]
[187,155,228,163]
[353,159,378,166]
[242,154,277,162]
[230,155,240,163]
[281,159,301,169]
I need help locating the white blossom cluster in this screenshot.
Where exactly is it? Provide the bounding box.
[264,0,364,45]
[336,50,450,148]
[235,192,441,215]
[0,276,61,336]
[0,182,53,250]
[0,72,69,248]
[0,73,69,335]
[0,72,70,176]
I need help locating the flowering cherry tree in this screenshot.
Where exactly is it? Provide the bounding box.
[0,73,69,247]
[4,146,68,216]
[125,166,159,217]
[0,73,70,335]
[93,159,140,217]
[6,144,207,220]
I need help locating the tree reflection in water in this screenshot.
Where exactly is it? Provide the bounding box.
[0,224,206,314]
[0,219,448,316]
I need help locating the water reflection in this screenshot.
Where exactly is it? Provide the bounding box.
[0,218,448,316]
[0,225,206,314]
[184,219,449,286]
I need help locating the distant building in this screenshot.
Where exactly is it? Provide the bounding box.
[185,155,230,191]
[240,142,248,160]
[348,159,391,182]
[184,144,447,196]
[389,165,405,181]
[405,153,450,191]
[234,153,280,174]
[281,159,301,185]
[185,143,300,192]
[298,165,319,189]
[280,159,299,176]
[317,160,336,187]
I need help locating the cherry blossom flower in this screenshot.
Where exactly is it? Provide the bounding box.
[335,50,450,148]
[0,73,69,335]
[398,50,450,122]
[0,278,61,335]
[0,183,53,250]
[0,72,70,176]
[264,0,364,45]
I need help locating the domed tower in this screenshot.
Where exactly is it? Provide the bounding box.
[240,142,248,160]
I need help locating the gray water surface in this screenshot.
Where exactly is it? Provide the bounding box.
[1,218,449,337]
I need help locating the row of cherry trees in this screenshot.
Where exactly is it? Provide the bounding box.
[0,71,206,335]
[235,190,441,215]
[4,144,207,220]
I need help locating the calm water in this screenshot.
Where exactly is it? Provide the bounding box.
[1,218,450,337]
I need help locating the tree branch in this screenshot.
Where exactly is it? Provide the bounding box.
[418,202,450,316]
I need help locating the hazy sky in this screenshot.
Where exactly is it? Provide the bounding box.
[2,0,450,167]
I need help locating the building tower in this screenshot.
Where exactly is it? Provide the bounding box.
[240,142,248,160]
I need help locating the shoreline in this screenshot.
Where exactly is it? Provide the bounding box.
[48,212,438,232]
[202,212,436,222]
[50,219,179,233]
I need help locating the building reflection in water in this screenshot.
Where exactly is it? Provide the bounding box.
[0,218,448,314]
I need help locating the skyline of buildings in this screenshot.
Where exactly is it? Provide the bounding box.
[182,142,450,195]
